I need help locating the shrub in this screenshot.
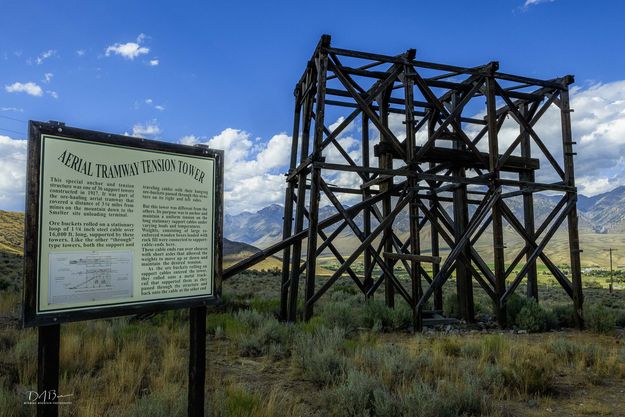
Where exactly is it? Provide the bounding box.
[356,345,419,389]
[433,337,462,357]
[398,378,488,417]
[615,310,625,328]
[505,293,530,326]
[236,316,291,358]
[319,297,360,335]
[585,304,616,334]
[515,300,557,333]
[481,335,506,363]
[550,304,576,328]
[547,338,579,364]
[292,327,347,385]
[437,377,486,417]
[502,350,555,395]
[323,369,394,417]
[443,292,460,319]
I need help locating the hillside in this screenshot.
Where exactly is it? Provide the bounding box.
[0,210,280,291]
[224,187,625,267]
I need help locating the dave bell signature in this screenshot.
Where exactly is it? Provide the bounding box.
[24,390,73,405]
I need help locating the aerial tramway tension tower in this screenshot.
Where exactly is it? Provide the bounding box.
[224,35,583,330]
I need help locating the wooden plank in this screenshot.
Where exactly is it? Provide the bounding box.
[188,306,206,417]
[383,252,441,264]
[37,324,60,417]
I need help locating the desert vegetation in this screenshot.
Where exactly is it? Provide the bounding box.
[1,270,624,417]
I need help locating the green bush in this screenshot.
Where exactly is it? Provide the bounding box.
[502,354,555,395]
[615,310,625,328]
[550,304,576,328]
[585,304,616,334]
[515,299,557,333]
[236,317,291,358]
[505,293,530,326]
[443,292,460,319]
[292,327,347,385]
[319,296,360,335]
[357,345,419,389]
[323,369,394,417]
[360,300,412,331]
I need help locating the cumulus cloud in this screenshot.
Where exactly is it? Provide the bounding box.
[180,128,292,213]
[0,135,27,210]
[46,90,59,99]
[149,58,159,66]
[36,49,57,65]
[5,81,43,96]
[105,34,149,60]
[131,120,161,137]
[43,73,53,83]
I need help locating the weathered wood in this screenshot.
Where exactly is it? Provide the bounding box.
[37,324,60,417]
[188,306,206,417]
[263,36,581,332]
[560,88,584,329]
[383,252,441,264]
[486,75,507,327]
[280,83,302,320]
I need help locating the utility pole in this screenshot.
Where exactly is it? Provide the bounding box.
[605,248,617,293]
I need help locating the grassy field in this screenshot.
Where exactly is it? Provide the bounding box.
[0,271,624,417]
[1,210,625,416]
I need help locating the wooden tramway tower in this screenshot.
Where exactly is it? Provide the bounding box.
[224,35,584,330]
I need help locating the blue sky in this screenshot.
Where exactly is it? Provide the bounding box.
[2,0,625,213]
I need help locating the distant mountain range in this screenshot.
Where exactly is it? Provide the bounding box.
[224,186,625,249]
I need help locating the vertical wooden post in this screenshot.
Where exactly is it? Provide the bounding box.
[403,60,422,331]
[37,324,60,417]
[362,114,373,297]
[428,112,443,311]
[280,85,302,320]
[303,35,330,321]
[519,103,538,301]
[188,306,206,417]
[486,68,507,327]
[450,93,474,323]
[287,63,315,322]
[378,89,395,308]
[559,82,584,329]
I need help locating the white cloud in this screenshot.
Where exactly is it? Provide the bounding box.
[0,135,27,211]
[524,0,554,6]
[5,81,43,97]
[76,49,86,56]
[143,98,165,111]
[43,73,53,83]
[179,135,199,146]
[180,128,292,213]
[131,120,161,137]
[36,49,57,65]
[149,58,159,66]
[105,34,149,60]
[46,90,59,99]
[0,107,23,112]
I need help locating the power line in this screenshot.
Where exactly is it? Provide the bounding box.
[0,114,28,124]
[0,126,25,136]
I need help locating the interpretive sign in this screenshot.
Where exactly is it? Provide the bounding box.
[23,121,223,326]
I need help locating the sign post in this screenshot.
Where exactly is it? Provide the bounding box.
[23,121,223,416]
